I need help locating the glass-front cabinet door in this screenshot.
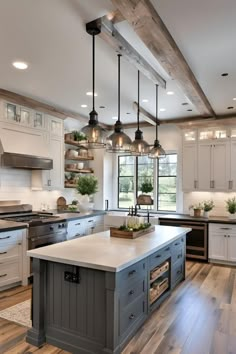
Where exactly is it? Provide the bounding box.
[33,111,45,129]
[5,102,31,127]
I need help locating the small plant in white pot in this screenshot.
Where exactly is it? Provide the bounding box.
[202,200,215,218]
[226,197,236,219]
[76,175,98,212]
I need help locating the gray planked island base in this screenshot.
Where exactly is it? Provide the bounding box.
[26,226,190,354]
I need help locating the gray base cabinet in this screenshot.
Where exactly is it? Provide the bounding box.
[27,236,185,353]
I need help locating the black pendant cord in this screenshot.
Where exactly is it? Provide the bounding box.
[92,33,95,111]
[156,84,159,140]
[137,70,140,130]
[118,54,121,123]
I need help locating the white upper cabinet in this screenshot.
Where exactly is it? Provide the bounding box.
[198,141,230,191]
[3,101,45,130]
[182,127,232,192]
[182,143,198,191]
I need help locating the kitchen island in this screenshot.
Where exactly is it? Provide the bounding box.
[26,225,190,354]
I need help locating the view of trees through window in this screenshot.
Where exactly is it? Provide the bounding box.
[118,154,177,211]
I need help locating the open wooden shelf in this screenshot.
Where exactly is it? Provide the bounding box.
[65,139,88,149]
[64,183,77,188]
[65,168,93,174]
[65,156,94,161]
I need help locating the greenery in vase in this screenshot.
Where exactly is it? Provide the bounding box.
[119,222,151,232]
[76,175,98,196]
[226,197,236,214]
[140,180,153,194]
[203,200,215,212]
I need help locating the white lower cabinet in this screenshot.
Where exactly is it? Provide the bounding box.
[209,223,236,263]
[0,228,28,289]
[67,215,104,240]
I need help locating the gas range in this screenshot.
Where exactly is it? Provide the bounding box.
[0,204,68,249]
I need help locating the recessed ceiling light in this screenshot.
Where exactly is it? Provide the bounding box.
[227,106,234,109]
[160,108,166,112]
[182,102,189,106]
[99,105,105,109]
[81,104,87,108]
[142,99,149,103]
[86,91,98,96]
[12,61,28,70]
[112,116,118,120]
[233,98,236,101]
[167,91,174,95]
[221,73,228,77]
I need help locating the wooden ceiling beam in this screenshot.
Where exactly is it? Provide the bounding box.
[110,0,215,118]
[91,17,166,88]
[133,101,158,126]
[0,89,110,130]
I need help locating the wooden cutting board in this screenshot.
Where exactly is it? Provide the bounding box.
[57,196,66,210]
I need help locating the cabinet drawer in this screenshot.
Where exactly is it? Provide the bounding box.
[172,246,184,264]
[119,260,146,288]
[149,246,171,269]
[0,230,22,244]
[120,278,146,308]
[171,262,184,288]
[209,223,236,234]
[0,244,20,262]
[120,295,146,336]
[171,237,185,251]
[0,261,21,286]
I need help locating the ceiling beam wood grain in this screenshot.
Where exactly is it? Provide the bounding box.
[133,101,158,126]
[91,17,166,88]
[110,0,215,118]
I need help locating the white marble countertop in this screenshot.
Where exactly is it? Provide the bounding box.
[27,225,190,272]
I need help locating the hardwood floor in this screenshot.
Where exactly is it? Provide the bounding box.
[0,262,236,353]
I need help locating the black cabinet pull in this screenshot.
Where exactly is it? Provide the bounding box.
[129,290,134,295]
[128,270,136,276]
[0,252,7,255]
[0,274,7,278]
[165,247,170,251]
[0,236,11,240]
[174,242,180,246]
[177,270,181,275]
[155,254,161,258]
[129,314,135,320]
[177,254,182,259]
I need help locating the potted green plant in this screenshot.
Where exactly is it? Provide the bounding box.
[72,131,87,142]
[202,200,215,218]
[76,175,98,211]
[189,203,203,217]
[226,197,236,219]
[140,180,153,194]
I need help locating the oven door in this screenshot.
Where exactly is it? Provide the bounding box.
[29,231,67,250]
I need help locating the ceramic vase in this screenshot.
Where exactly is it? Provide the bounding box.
[203,211,209,218]
[228,213,236,220]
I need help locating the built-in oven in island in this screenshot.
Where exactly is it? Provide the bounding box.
[159,218,208,261]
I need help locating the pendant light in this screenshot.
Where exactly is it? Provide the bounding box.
[130,70,149,156]
[149,85,166,159]
[106,54,132,153]
[80,23,106,149]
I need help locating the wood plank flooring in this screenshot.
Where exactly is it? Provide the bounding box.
[0,262,236,353]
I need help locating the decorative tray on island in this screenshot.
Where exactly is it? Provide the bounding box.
[110,224,155,239]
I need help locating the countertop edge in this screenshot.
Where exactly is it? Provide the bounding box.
[27,228,190,273]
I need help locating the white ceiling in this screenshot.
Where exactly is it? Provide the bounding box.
[0,0,235,125]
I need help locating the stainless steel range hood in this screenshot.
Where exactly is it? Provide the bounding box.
[0,125,53,170]
[1,152,53,170]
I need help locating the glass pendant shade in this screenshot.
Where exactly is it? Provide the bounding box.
[148,84,165,158]
[106,54,131,153]
[80,25,106,149]
[131,70,149,156]
[130,129,149,156]
[149,139,166,158]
